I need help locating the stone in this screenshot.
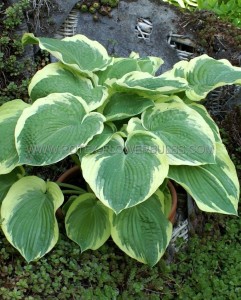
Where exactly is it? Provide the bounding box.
[28,0,182,73]
[75,0,181,72]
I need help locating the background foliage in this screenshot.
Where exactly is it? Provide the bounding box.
[163,0,241,27]
[0,1,31,104]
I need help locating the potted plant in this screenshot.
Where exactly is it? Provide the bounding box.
[0,33,240,266]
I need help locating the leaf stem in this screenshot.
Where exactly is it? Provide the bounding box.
[56,182,85,192]
[61,190,86,195]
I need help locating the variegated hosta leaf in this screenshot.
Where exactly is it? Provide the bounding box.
[100,92,154,121]
[111,193,172,266]
[137,56,164,75]
[0,166,24,204]
[1,176,64,262]
[97,58,142,86]
[78,123,116,160]
[22,33,112,77]
[65,193,112,251]
[29,62,107,110]
[62,196,78,216]
[155,186,172,218]
[15,93,105,166]
[168,142,240,215]
[189,103,221,142]
[168,54,241,101]
[126,117,146,133]
[0,100,29,174]
[81,132,169,213]
[128,52,164,75]
[142,98,216,165]
[96,56,163,86]
[112,71,188,96]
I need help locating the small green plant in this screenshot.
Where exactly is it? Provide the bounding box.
[75,0,118,20]
[164,0,241,28]
[197,0,241,27]
[0,0,33,104]
[1,208,241,299]
[0,34,240,266]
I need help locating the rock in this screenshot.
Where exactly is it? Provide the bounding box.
[27,0,79,36]
[26,0,182,73]
[75,0,181,72]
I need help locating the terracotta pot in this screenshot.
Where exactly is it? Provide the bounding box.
[57,165,81,184]
[167,181,177,224]
[57,166,177,224]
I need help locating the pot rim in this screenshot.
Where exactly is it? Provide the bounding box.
[57,166,177,224]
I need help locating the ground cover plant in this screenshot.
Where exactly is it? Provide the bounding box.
[0,0,34,104]
[0,203,241,299]
[0,33,240,267]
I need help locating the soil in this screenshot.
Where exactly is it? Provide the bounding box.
[177,10,241,66]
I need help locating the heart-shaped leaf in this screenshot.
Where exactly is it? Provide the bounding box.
[0,100,29,174]
[111,192,172,266]
[168,55,241,101]
[101,92,154,121]
[0,166,24,204]
[1,176,64,262]
[82,132,169,213]
[168,142,239,215]
[16,93,105,165]
[142,98,216,165]
[65,193,112,251]
[29,62,107,111]
[22,33,113,77]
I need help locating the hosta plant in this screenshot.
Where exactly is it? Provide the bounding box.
[0,33,240,266]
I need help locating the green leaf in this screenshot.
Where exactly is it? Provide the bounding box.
[1,176,64,262]
[29,62,108,110]
[78,123,116,160]
[16,93,105,166]
[137,56,163,75]
[0,166,24,204]
[96,56,163,86]
[169,54,241,101]
[96,58,141,86]
[0,100,29,174]
[22,33,113,77]
[81,132,169,213]
[101,92,154,121]
[62,195,78,216]
[189,103,221,142]
[168,142,239,215]
[142,97,216,165]
[126,117,146,133]
[65,193,112,251]
[112,71,188,96]
[111,193,172,266]
[155,186,173,218]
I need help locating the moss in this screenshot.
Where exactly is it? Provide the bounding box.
[181,11,241,65]
[221,105,241,178]
[0,1,34,104]
[1,202,241,299]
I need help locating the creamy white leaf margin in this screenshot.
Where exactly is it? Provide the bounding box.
[22,33,113,77]
[1,176,64,262]
[15,93,105,165]
[0,100,29,174]
[168,142,239,215]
